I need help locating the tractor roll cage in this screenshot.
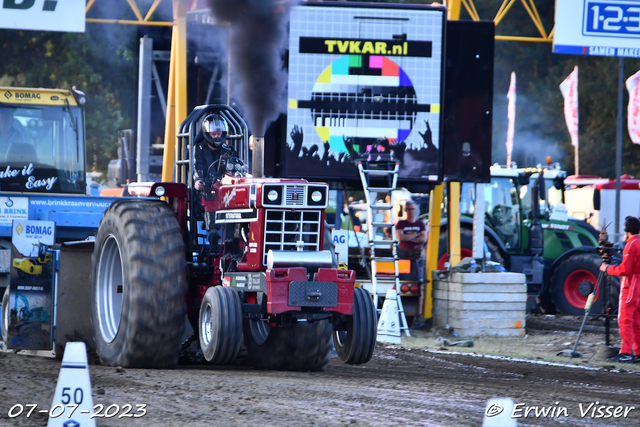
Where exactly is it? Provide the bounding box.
[175,104,250,246]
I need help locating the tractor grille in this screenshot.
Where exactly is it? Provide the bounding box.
[285,185,305,206]
[263,209,321,265]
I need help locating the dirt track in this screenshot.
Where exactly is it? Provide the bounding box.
[1,318,640,427]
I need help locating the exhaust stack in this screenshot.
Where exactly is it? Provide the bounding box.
[251,135,264,178]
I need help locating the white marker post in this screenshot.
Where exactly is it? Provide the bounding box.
[48,342,96,427]
[376,288,401,344]
[482,397,517,427]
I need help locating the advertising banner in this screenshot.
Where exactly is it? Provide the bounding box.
[627,70,640,144]
[0,0,85,33]
[560,67,579,147]
[6,220,56,350]
[331,229,349,267]
[554,0,640,57]
[285,3,446,182]
[506,72,516,166]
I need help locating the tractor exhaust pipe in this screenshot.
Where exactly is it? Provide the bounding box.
[530,172,544,256]
[251,135,264,178]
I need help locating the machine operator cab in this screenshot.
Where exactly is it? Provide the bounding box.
[175,105,251,249]
[0,87,87,194]
[460,165,567,251]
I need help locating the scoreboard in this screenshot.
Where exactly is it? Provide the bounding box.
[284,2,447,183]
[554,0,640,57]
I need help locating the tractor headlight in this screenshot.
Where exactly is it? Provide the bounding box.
[154,186,166,197]
[307,186,327,207]
[263,185,282,205]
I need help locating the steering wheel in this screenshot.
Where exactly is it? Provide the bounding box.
[205,156,247,182]
[205,158,223,183]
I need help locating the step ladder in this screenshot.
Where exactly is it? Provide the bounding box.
[357,155,410,337]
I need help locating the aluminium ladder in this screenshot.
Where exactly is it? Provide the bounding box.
[357,155,410,337]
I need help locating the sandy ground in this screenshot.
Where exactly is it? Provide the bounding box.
[1,314,639,427]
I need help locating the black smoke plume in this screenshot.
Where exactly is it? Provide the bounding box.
[207,0,291,135]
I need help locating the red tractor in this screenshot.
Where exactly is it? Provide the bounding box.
[90,105,377,370]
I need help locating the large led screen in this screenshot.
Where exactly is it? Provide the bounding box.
[285,2,446,183]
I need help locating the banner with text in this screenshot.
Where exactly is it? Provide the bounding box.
[560,67,579,147]
[627,70,640,144]
[0,0,85,33]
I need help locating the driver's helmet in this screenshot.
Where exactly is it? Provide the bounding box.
[202,114,228,148]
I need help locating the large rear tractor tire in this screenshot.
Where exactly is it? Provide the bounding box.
[2,287,8,344]
[551,253,604,315]
[333,287,377,365]
[243,314,332,371]
[91,200,187,368]
[199,286,242,364]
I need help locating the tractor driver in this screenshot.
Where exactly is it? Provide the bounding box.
[193,113,238,191]
[0,108,25,154]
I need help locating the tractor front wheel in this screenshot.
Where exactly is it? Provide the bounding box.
[91,200,187,368]
[243,314,332,371]
[333,287,377,365]
[199,286,243,364]
[551,253,604,315]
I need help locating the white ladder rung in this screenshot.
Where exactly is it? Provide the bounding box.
[371,203,393,210]
[376,276,396,286]
[361,168,398,175]
[371,222,394,228]
[370,240,395,247]
[372,257,397,263]
[366,187,395,192]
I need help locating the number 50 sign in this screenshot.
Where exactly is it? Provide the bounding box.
[554,0,640,57]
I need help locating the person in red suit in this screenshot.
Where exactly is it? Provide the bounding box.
[601,216,640,363]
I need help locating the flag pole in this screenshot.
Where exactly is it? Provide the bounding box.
[506,72,516,167]
[615,58,624,238]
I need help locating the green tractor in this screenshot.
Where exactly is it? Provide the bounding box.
[437,165,614,315]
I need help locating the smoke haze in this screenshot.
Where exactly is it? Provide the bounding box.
[493,94,566,168]
[207,0,291,135]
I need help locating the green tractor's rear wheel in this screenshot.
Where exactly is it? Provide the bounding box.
[333,287,377,365]
[243,314,332,371]
[436,228,504,270]
[91,200,187,368]
[551,253,604,315]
